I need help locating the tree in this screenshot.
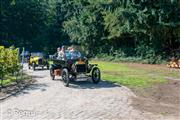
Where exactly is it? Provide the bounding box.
[0,0,179,62]
[63,4,105,55]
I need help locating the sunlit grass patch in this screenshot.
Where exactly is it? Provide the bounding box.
[103,73,166,88]
[1,74,30,86]
[91,61,133,72]
[91,61,171,88]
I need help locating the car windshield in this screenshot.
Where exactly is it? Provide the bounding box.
[21,51,29,56]
[65,51,82,60]
[31,53,43,57]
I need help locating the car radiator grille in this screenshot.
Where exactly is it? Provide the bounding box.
[38,59,43,64]
[76,64,86,73]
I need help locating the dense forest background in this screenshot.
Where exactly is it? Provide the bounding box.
[0,0,180,63]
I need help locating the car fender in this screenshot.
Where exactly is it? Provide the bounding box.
[62,67,70,72]
[89,64,99,74]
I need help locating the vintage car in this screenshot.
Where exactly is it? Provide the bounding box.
[28,52,49,71]
[49,50,101,87]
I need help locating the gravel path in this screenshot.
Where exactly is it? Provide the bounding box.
[0,65,172,120]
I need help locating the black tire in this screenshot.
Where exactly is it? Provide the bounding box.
[33,63,36,71]
[50,69,55,80]
[61,68,70,87]
[47,64,49,70]
[28,64,31,69]
[92,67,101,84]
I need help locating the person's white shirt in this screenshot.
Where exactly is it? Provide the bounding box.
[57,50,65,60]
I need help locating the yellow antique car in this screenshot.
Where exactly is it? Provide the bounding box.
[28,52,49,71]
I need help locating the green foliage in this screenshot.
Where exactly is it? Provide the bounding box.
[63,5,105,55]
[1,74,29,86]
[0,0,179,62]
[95,52,166,64]
[0,46,21,81]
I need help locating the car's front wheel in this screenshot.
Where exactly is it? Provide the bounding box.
[33,63,36,71]
[92,67,101,84]
[61,68,70,87]
[28,64,31,69]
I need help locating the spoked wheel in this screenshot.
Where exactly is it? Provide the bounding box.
[50,69,55,80]
[92,67,101,84]
[61,68,70,87]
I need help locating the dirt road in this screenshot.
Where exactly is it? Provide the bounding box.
[0,65,176,120]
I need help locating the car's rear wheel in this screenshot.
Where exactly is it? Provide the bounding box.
[92,67,101,84]
[50,69,55,80]
[61,68,70,87]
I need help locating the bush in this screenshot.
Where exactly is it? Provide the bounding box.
[94,53,165,64]
[0,46,21,86]
[95,53,114,61]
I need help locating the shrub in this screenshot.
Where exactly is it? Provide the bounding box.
[0,46,21,86]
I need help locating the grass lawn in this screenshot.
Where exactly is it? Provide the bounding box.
[90,61,180,89]
[1,74,30,86]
